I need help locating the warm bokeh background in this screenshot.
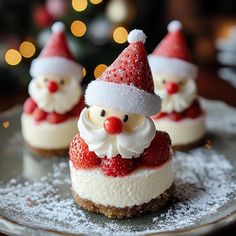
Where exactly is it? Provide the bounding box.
[0,1,236,235]
[0,0,236,112]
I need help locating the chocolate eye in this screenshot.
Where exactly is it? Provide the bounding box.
[100,110,105,117]
[162,79,166,84]
[123,115,128,122]
[44,78,48,82]
[60,79,65,85]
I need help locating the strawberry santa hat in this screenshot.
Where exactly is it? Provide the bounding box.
[85,29,161,116]
[148,20,198,79]
[30,22,82,79]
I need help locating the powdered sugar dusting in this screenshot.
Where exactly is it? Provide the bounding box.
[0,148,235,235]
[152,149,236,231]
[201,98,236,134]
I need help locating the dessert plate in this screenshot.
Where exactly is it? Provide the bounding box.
[0,99,236,236]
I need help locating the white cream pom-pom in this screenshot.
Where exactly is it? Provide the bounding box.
[52,22,65,33]
[167,20,182,32]
[127,29,146,44]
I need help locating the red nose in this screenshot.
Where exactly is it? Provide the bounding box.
[103,116,122,135]
[47,80,58,93]
[165,82,179,94]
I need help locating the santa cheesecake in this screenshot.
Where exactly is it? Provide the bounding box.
[148,20,206,150]
[69,30,174,219]
[21,22,84,156]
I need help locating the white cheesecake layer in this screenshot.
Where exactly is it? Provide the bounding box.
[21,113,78,149]
[70,158,174,208]
[154,115,205,146]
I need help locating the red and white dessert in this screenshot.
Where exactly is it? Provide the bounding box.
[21,22,84,156]
[148,20,205,150]
[69,30,174,219]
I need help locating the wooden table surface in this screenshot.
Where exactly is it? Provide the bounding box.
[0,67,236,236]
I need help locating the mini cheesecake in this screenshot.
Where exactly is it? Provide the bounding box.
[69,29,174,219]
[70,158,174,219]
[21,22,84,156]
[21,114,78,156]
[147,20,207,151]
[152,100,206,151]
[21,97,84,156]
[153,115,205,150]
[69,131,174,219]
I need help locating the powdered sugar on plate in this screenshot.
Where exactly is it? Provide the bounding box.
[0,99,236,235]
[201,98,236,134]
[0,148,235,236]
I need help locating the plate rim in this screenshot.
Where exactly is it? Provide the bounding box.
[0,211,236,236]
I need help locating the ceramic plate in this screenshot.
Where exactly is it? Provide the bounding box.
[0,99,236,236]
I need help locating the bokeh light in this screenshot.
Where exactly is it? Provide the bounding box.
[5,49,22,66]
[113,27,128,44]
[72,0,88,12]
[71,20,87,37]
[90,0,103,4]
[2,121,10,129]
[19,41,36,58]
[106,0,127,23]
[94,64,107,78]
[82,67,86,77]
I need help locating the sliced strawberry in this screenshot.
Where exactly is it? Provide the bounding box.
[69,133,101,169]
[23,97,37,114]
[47,112,69,124]
[101,156,135,177]
[70,97,85,117]
[141,131,171,167]
[186,100,202,119]
[151,112,168,120]
[32,107,47,121]
[169,111,183,121]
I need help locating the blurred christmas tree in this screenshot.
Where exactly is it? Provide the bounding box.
[0,0,136,91]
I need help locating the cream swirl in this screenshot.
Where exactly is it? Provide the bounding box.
[29,77,82,114]
[78,108,156,159]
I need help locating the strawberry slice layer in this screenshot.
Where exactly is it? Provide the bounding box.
[47,112,69,124]
[141,131,171,167]
[101,156,135,177]
[23,97,37,114]
[32,107,47,121]
[69,132,172,175]
[69,133,101,169]
[152,100,203,121]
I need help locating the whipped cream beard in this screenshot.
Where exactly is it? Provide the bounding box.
[153,74,197,113]
[78,107,156,159]
[29,76,82,114]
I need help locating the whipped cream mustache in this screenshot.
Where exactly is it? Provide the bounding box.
[29,78,81,114]
[78,108,156,159]
[156,79,197,113]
